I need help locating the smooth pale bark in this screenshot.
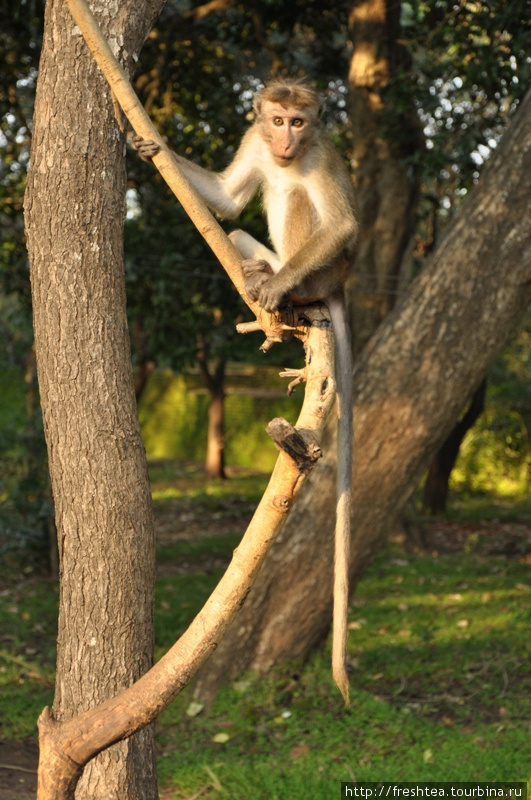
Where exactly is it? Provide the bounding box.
[24,1,164,797]
[194,87,531,702]
[32,307,337,800]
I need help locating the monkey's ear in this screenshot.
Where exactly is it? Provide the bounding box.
[253,92,263,117]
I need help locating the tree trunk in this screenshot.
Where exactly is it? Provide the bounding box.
[134,357,155,402]
[422,379,487,515]
[132,319,155,402]
[200,355,227,480]
[194,87,531,702]
[348,0,424,355]
[24,1,164,797]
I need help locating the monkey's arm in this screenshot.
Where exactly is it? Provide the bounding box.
[285,213,357,279]
[133,130,262,220]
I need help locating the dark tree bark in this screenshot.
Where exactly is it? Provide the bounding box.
[134,357,155,402]
[422,379,487,515]
[132,319,155,402]
[348,0,424,355]
[194,87,531,702]
[24,0,165,797]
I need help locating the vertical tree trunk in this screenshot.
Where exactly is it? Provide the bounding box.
[205,383,227,480]
[24,1,164,796]
[348,0,424,355]
[132,319,155,402]
[198,342,227,480]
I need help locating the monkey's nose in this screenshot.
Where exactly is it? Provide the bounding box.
[282,134,293,151]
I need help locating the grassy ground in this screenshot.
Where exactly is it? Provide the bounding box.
[0,462,530,798]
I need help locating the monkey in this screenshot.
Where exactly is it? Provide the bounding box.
[134,78,356,705]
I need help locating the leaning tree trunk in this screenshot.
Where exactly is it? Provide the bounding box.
[348,0,424,356]
[24,1,165,797]
[194,87,531,702]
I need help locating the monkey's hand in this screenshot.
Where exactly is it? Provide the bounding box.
[242,259,273,302]
[133,135,161,162]
[257,272,290,312]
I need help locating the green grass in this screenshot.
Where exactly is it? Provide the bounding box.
[0,469,529,795]
[154,543,531,797]
[156,535,242,568]
[148,459,268,504]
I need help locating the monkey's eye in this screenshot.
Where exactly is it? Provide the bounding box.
[273,117,284,126]
[292,118,304,128]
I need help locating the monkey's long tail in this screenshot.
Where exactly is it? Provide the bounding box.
[328,296,353,707]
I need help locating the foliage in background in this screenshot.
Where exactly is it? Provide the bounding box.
[0,295,50,560]
[0,0,42,294]
[124,173,252,377]
[1,1,531,546]
[402,0,531,255]
[0,2,50,556]
[452,312,531,502]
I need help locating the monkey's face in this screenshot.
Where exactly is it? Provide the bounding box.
[260,101,317,167]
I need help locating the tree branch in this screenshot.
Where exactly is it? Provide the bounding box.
[37,305,337,799]
[182,0,236,21]
[63,0,285,349]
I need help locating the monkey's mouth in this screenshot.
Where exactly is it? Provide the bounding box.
[274,154,295,166]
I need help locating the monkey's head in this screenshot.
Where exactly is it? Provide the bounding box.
[254,78,322,167]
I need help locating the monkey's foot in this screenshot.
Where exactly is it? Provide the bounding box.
[279,367,307,396]
[241,258,273,276]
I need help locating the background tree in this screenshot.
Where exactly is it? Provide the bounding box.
[422,378,487,515]
[346,0,531,511]
[24,0,164,796]
[348,0,424,355]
